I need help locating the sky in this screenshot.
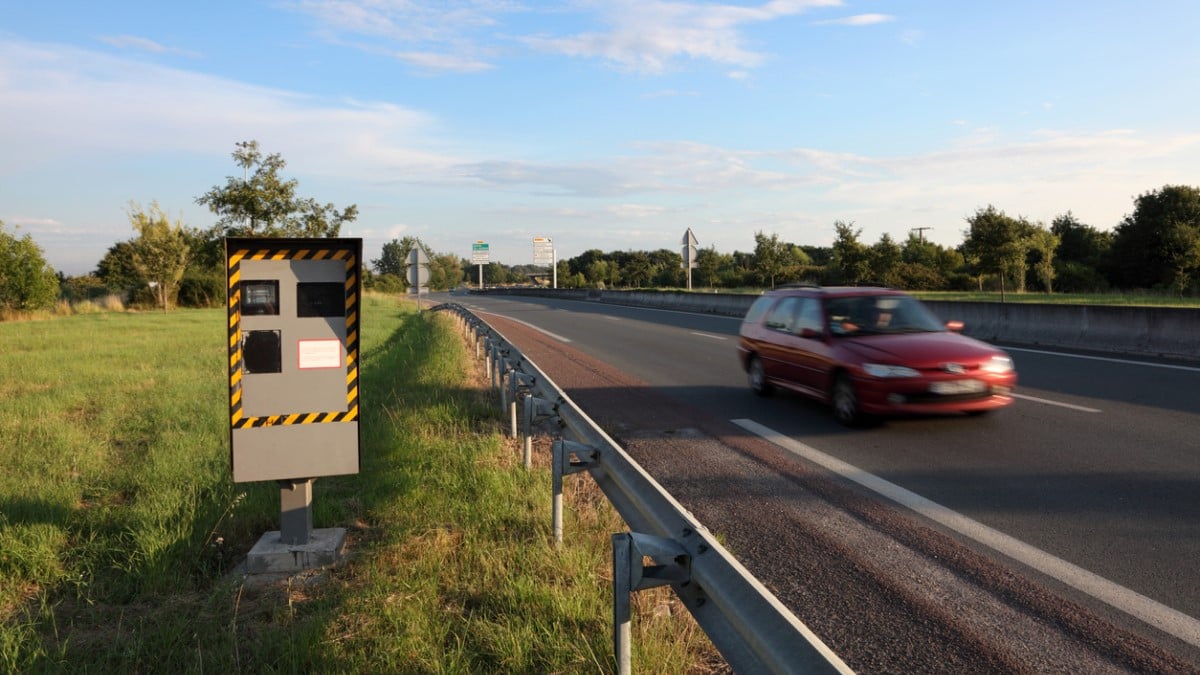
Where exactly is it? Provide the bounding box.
[3,1,1200,276]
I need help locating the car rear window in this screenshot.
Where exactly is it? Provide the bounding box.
[742,295,775,325]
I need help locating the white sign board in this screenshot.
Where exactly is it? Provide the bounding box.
[471,241,489,264]
[298,339,343,369]
[533,236,554,265]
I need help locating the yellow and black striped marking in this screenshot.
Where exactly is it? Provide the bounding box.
[227,243,359,429]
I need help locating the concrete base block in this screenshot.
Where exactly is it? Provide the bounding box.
[244,527,347,574]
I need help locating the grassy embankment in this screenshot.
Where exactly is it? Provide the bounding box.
[0,295,716,672]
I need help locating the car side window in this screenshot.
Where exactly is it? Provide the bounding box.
[792,297,823,335]
[764,297,800,332]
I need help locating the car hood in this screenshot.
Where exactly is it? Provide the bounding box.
[841,331,1004,367]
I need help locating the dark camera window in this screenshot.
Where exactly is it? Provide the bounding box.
[297,282,345,318]
[241,280,279,316]
[243,330,282,374]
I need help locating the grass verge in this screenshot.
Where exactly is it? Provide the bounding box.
[0,295,720,673]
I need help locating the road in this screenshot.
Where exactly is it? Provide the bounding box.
[441,291,1200,670]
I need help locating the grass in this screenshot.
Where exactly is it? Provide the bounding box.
[0,295,719,673]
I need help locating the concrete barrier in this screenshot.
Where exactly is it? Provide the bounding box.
[482,288,1200,362]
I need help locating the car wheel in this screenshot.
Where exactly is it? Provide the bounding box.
[748,356,772,396]
[831,373,864,427]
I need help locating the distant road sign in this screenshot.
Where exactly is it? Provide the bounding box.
[471,241,489,264]
[533,236,554,265]
[407,247,430,290]
[681,228,698,269]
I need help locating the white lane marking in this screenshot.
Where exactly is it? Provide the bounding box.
[1006,346,1200,373]
[691,331,728,341]
[475,311,572,343]
[1011,393,1101,413]
[732,417,1200,648]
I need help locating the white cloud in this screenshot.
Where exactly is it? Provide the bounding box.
[283,0,515,72]
[0,39,452,178]
[97,35,200,57]
[815,13,895,27]
[522,0,842,73]
[391,50,494,73]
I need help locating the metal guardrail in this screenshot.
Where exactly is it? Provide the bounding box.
[436,303,853,675]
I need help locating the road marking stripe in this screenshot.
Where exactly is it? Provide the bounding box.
[690,331,727,340]
[476,311,573,343]
[1011,393,1101,413]
[731,417,1200,648]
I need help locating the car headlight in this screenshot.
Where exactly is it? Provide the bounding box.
[981,355,1014,374]
[862,363,920,378]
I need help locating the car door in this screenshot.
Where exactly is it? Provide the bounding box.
[787,296,832,394]
[756,296,804,385]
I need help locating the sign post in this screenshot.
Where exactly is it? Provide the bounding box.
[225,237,362,572]
[471,241,489,288]
[681,228,699,290]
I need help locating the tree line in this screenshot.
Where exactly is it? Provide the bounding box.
[3,139,1200,316]
[512,185,1200,299]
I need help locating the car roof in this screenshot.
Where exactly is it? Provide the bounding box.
[765,285,907,299]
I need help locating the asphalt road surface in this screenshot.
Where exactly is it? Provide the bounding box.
[439,291,1200,671]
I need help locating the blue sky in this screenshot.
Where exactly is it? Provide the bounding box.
[3,1,1199,275]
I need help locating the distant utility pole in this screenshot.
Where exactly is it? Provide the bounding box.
[911,227,933,243]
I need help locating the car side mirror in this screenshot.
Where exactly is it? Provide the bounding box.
[945,320,964,333]
[799,328,822,339]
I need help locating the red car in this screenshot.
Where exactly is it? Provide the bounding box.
[737,285,1016,426]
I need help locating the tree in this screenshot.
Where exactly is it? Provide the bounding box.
[126,202,191,311]
[196,140,358,238]
[1161,219,1200,295]
[95,241,143,293]
[430,252,465,291]
[1026,224,1060,293]
[624,251,653,287]
[696,246,727,288]
[753,231,790,288]
[0,221,59,312]
[869,233,903,287]
[961,206,1034,300]
[1107,185,1200,290]
[585,259,610,288]
[830,222,871,285]
[372,238,410,277]
[1051,212,1110,266]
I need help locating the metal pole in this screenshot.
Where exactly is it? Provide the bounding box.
[552,441,564,545]
[510,399,518,439]
[278,478,314,545]
[522,393,533,470]
[613,533,633,675]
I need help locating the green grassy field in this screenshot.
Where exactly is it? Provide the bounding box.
[0,297,716,672]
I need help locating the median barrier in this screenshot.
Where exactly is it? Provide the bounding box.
[480,288,1200,361]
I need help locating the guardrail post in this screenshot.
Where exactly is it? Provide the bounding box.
[552,439,597,545]
[521,392,533,464]
[612,532,692,675]
[509,371,536,440]
[523,393,556,470]
[485,339,494,382]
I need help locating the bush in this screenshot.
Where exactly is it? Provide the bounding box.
[368,273,405,294]
[177,272,225,308]
[0,222,59,312]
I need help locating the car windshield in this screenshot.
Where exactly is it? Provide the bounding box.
[826,295,945,336]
